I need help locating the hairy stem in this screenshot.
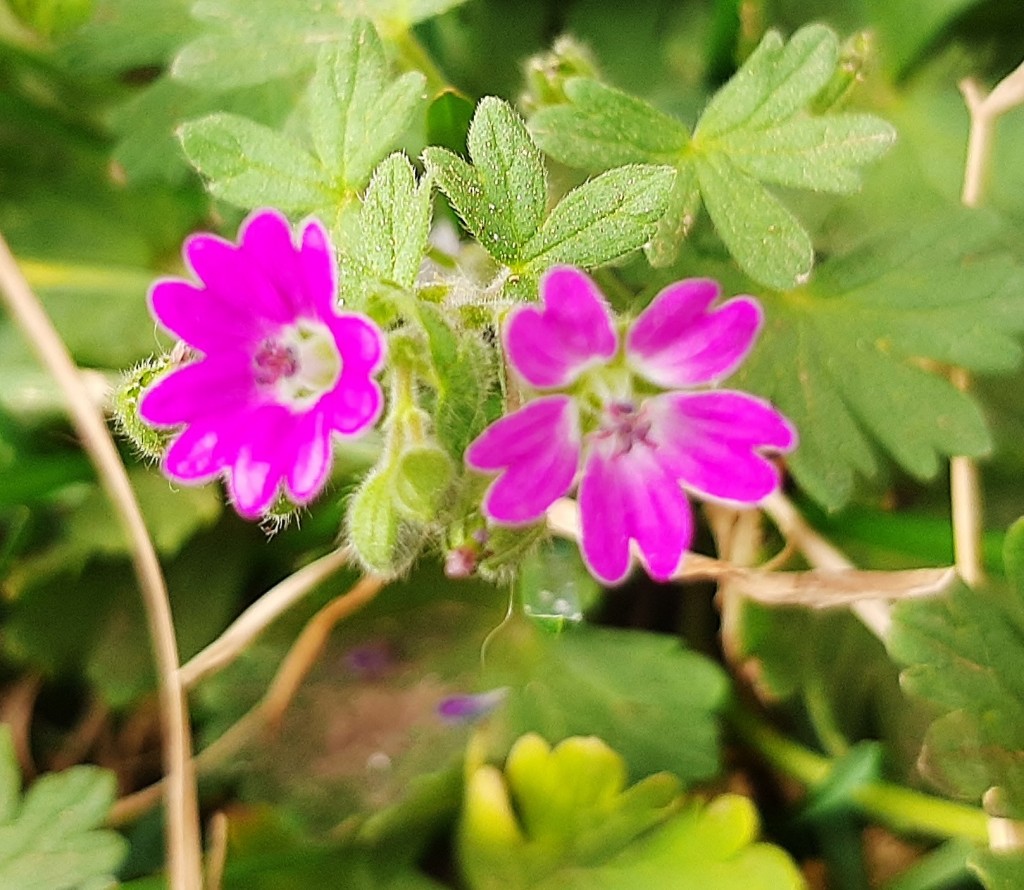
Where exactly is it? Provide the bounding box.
[0,234,203,887]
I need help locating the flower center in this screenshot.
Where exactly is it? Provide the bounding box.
[253,320,342,410]
[592,401,654,457]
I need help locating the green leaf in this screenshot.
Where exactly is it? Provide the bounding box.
[734,601,930,773]
[172,0,468,88]
[458,734,802,890]
[520,164,674,271]
[732,210,1024,509]
[424,97,546,265]
[179,112,331,213]
[307,24,426,192]
[716,114,896,194]
[889,518,1024,818]
[695,25,838,139]
[694,152,813,290]
[528,25,894,284]
[530,77,689,170]
[338,153,433,305]
[488,625,728,783]
[970,848,1024,890]
[111,76,295,184]
[0,727,127,890]
[178,20,423,216]
[415,303,492,459]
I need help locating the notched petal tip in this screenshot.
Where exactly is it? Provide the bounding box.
[504,266,618,390]
[466,396,581,525]
[627,278,765,388]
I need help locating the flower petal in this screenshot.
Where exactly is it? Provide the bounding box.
[149,280,264,352]
[466,395,581,524]
[239,208,312,316]
[627,278,763,387]
[162,419,227,483]
[578,440,693,585]
[505,266,618,389]
[185,230,292,324]
[140,354,256,427]
[330,312,386,374]
[648,391,797,504]
[299,217,338,317]
[285,409,333,503]
[227,405,292,517]
[324,370,384,435]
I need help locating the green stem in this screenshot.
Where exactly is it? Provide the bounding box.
[729,704,990,844]
[391,28,448,95]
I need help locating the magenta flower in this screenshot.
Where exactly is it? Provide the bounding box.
[465,267,796,586]
[140,208,385,518]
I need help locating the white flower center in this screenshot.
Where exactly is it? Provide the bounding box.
[592,401,654,457]
[253,320,342,410]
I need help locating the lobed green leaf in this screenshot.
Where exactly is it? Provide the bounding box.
[179,112,330,213]
[424,98,547,265]
[733,210,1024,508]
[530,77,689,170]
[0,728,127,890]
[307,24,426,192]
[520,164,675,271]
[889,519,1024,817]
[694,152,812,289]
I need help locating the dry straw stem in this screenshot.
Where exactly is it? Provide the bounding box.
[180,545,353,688]
[952,57,1024,588]
[0,233,204,888]
[109,573,386,827]
[547,496,949,625]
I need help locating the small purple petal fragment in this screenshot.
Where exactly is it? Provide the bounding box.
[627,278,763,388]
[505,266,618,389]
[438,687,509,724]
[140,208,387,519]
[650,391,797,504]
[345,641,395,679]
[466,395,581,524]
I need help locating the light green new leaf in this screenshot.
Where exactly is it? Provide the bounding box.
[424,97,546,265]
[732,210,1024,509]
[520,164,674,271]
[530,77,689,170]
[889,518,1024,818]
[308,24,426,191]
[694,152,812,289]
[173,0,468,88]
[179,112,331,213]
[459,734,803,890]
[0,728,127,890]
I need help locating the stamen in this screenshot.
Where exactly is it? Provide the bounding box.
[253,339,298,385]
[595,401,655,457]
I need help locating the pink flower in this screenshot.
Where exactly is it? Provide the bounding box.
[465,267,796,586]
[140,208,385,518]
